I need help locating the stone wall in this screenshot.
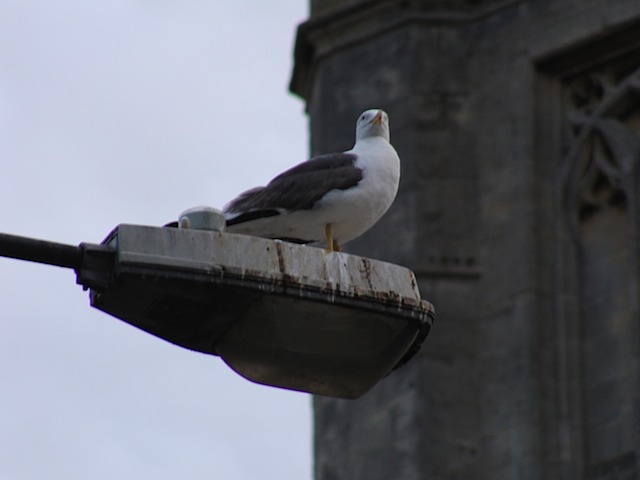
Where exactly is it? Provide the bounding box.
[291,1,640,478]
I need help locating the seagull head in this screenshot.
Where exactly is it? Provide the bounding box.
[355,109,390,141]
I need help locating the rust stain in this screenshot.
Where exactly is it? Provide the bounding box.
[275,242,286,274]
[274,242,302,286]
[409,272,417,291]
[359,258,375,291]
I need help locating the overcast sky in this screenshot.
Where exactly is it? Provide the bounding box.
[0,2,313,479]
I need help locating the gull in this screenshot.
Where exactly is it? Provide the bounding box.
[223,109,401,252]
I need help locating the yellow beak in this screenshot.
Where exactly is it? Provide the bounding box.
[372,111,384,126]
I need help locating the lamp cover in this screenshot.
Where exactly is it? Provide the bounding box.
[81,224,434,398]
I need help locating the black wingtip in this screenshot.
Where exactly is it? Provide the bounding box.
[225,210,280,226]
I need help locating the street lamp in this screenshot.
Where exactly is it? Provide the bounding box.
[0,208,434,399]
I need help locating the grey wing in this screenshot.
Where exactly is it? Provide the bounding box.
[225,152,361,226]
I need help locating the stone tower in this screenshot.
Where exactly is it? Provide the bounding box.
[290,1,640,478]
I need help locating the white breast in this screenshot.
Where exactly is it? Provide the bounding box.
[315,136,400,243]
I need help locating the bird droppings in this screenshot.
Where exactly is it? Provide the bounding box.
[112,223,433,318]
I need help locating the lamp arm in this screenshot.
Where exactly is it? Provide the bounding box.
[0,232,82,269]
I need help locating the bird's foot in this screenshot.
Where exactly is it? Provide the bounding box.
[324,223,340,253]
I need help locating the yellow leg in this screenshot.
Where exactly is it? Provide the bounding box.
[325,223,339,253]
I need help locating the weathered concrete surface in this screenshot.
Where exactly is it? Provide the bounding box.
[110,224,428,304]
[293,0,640,478]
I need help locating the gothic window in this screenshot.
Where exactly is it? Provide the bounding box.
[560,62,640,476]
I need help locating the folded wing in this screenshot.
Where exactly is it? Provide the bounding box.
[224,152,362,226]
